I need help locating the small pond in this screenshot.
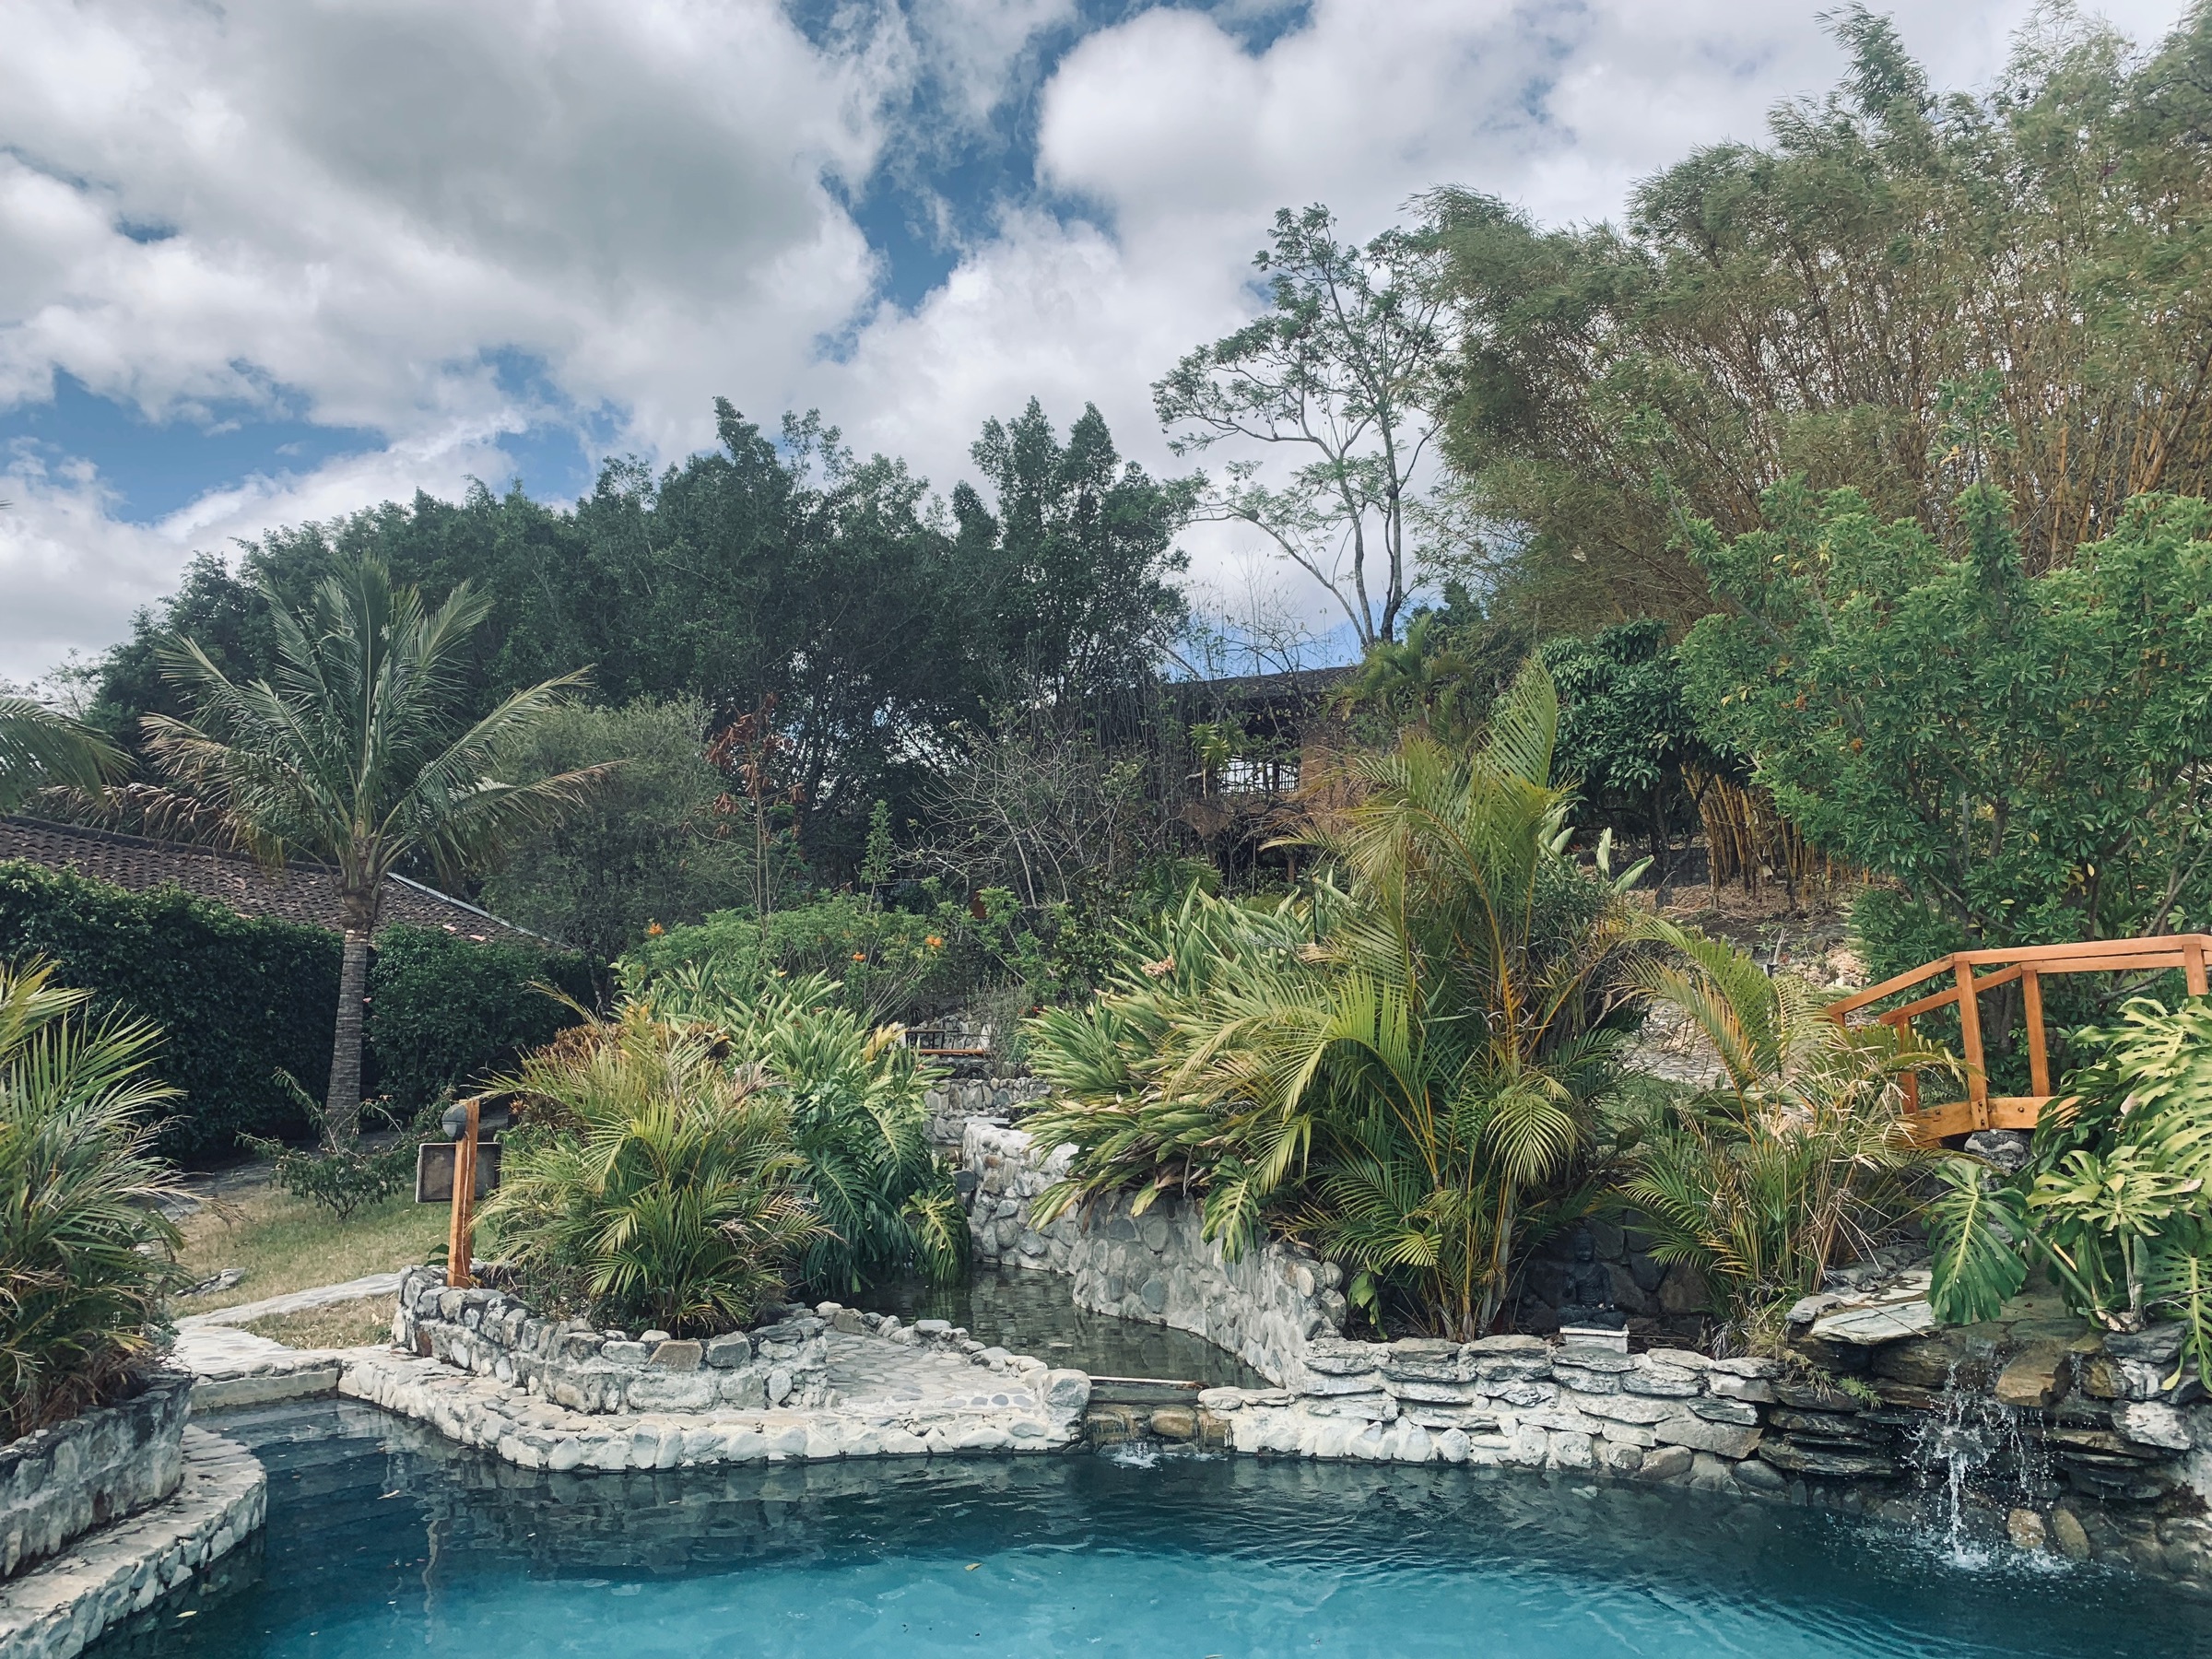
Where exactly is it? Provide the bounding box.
[92,1400,2211,1659]
[858,1265,1268,1387]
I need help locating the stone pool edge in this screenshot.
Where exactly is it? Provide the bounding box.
[0,1429,265,1659]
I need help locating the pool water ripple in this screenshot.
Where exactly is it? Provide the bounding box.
[87,1400,2212,1659]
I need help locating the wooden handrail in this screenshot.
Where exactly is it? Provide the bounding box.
[1825,933,2212,1144]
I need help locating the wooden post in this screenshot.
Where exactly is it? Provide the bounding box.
[446,1096,479,1290]
[1954,957,1990,1129]
[2186,937,2208,998]
[2021,967,2051,1098]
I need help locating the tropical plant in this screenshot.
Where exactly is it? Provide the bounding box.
[635,964,966,1294]
[1926,995,2212,1385]
[243,1076,430,1223]
[0,959,191,1440]
[0,697,124,810]
[1027,661,1681,1337]
[1620,936,1947,1350]
[480,1005,820,1335]
[144,558,609,1144]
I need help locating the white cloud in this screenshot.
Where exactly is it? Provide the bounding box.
[0,0,2198,678]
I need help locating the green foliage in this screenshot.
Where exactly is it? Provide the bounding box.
[1537,620,1714,862]
[621,891,984,1028]
[638,967,965,1294]
[83,399,1190,886]
[366,925,594,1114]
[0,959,192,1439]
[1620,936,1946,1348]
[479,697,751,958]
[1025,662,1681,1337]
[0,698,122,809]
[1431,6,2212,625]
[1679,485,2212,970]
[0,861,338,1159]
[1927,996,2212,1383]
[482,1007,821,1335]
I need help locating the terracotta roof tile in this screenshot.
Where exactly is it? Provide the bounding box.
[0,817,554,949]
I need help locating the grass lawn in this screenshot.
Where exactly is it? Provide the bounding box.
[176,1186,447,1314]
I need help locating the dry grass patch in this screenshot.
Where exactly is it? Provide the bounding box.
[238,1301,397,1351]
[176,1186,446,1314]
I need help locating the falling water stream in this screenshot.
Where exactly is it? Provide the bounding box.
[1906,1365,2050,1563]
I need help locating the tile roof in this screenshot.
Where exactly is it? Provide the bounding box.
[0,817,554,949]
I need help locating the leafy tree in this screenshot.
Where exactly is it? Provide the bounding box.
[1537,620,1714,871]
[1677,482,2212,977]
[480,697,750,957]
[1432,6,2212,625]
[0,699,122,809]
[1157,205,1455,647]
[145,559,607,1142]
[952,399,1194,701]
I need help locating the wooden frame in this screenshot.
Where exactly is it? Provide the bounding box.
[1825,934,2212,1145]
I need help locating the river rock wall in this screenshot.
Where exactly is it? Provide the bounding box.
[392,1269,832,1414]
[960,1123,1347,1385]
[924,1077,1049,1146]
[1,1374,191,1581]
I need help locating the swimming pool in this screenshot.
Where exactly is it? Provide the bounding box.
[91,1400,2208,1658]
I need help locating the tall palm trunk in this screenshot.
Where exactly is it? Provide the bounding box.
[324,887,377,1147]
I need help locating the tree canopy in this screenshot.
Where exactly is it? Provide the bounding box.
[1432,5,2212,627]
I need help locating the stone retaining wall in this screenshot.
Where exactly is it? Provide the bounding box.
[0,1429,265,1659]
[392,1269,832,1415]
[1095,1324,2212,1584]
[961,1123,1347,1385]
[1,1377,191,1581]
[924,1077,1048,1145]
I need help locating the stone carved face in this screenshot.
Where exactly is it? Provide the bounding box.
[1571,1228,1595,1265]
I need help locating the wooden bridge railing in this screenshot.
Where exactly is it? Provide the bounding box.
[1825,934,2212,1145]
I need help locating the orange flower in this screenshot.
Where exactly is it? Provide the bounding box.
[645,922,665,936]
[852,951,867,961]
[924,935,944,948]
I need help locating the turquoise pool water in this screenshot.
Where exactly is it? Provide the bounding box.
[94,1401,2210,1658]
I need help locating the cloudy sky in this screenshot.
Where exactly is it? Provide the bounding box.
[0,0,2191,686]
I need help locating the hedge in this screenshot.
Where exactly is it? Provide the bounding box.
[0,862,597,1161]
[366,924,594,1115]
[0,862,339,1159]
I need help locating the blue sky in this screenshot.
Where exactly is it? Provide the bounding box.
[0,0,2189,684]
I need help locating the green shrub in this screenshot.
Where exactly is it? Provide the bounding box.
[639,965,966,1294]
[244,1078,433,1220]
[481,1007,821,1335]
[1928,995,2212,1383]
[0,959,193,1439]
[0,862,337,1159]
[366,924,596,1114]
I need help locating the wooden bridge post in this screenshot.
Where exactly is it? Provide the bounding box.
[2021,968,2051,1099]
[1953,956,1991,1129]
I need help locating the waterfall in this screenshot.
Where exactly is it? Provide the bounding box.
[1905,1362,2048,1563]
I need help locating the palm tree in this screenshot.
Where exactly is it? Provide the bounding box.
[144,559,609,1143]
[0,696,124,809]
[1030,661,1684,1337]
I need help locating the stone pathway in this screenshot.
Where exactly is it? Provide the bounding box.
[176,1272,403,1329]
[821,1331,1042,1415]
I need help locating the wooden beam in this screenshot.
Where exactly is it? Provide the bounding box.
[2187,936,2208,998]
[2022,967,2050,1097]
[1955,958,1989,1127]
